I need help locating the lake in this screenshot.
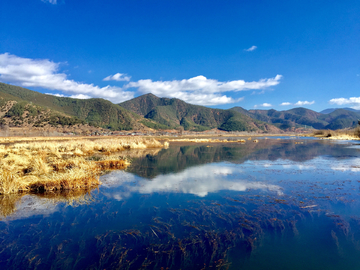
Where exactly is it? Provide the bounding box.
[1,137,360,269]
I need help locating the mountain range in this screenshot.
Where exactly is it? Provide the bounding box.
[320,108,360,114]
[231,107,360,130]
[0,82,359,133]
[119,93,278,132]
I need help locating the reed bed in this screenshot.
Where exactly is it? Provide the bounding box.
[0,137,167,195]
[0,136,89,144]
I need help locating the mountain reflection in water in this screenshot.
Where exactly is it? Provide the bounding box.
[1,138,360,270]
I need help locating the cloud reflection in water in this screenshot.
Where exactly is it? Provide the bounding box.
[101,163,283,201]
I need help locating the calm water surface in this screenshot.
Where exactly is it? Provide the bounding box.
[1,138,360,269]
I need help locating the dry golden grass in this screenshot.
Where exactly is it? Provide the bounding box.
[0,137,166,194]
[0,136,84,144]
[311,128,360,140]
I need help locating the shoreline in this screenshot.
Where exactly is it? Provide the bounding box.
[1,133,358,195]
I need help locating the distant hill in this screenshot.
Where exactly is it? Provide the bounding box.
[120,94,280,132]
[231,106,360,130]
[2,82,358,133]
[0,83,280,133]
[0,82,142,130]
[320,108,360,114]
[318,109,360,129]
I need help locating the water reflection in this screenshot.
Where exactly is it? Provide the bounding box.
[126,139,359,178]
[0,189,95,220]
[102,163,283,200]
[331,157,360,172]
[1,139,360,269]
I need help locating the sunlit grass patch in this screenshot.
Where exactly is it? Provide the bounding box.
[95,155,130,170]
[0,137,166,194]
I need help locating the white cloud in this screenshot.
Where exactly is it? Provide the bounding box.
[294,100,315,106]
[103,73,131,82]
[245,45,257,52]
[280,102,291,106]
[46,93,92,99]
[254,103,272,108]
[126,75,282,106]
[70,94,92,99]
[42,0,57,4]
[46,93,65,97]
[329,97,360,110]
[0,53,134,103]
[0,53,283,106]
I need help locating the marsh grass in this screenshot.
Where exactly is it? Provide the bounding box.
[312,128,360,140]
[0,137,166,194]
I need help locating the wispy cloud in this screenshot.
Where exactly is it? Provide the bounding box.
[294,100,315,106]
[251,90,265,95]
[0,53,134,103]
[126,75,282,106]
[254,103,272,108]
[46,93,92,99]
[329,97,360,110]
[245,45,257,52]
[103,73,131,82]
[41,0,57,4]
[280,102,291,106]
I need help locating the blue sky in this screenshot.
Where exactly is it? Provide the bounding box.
[1,0,360,111]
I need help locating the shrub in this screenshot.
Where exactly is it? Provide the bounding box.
[355,127,360,138]
[5,102,26,117]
